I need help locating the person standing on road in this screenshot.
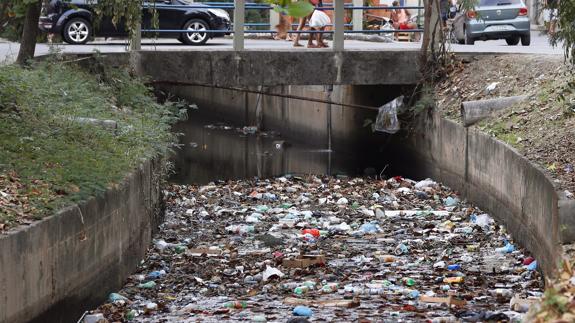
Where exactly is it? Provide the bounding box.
[293,0,320,47]
[543,0,559,36]
[308,1,331,47]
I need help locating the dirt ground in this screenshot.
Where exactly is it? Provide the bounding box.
[435,54,575,194]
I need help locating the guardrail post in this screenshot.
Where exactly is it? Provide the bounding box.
[333,0,345,51]
[269,7,280,33]
[233,0,245,50]
[352,0,363,32]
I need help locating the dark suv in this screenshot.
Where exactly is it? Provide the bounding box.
[39,0,232,45]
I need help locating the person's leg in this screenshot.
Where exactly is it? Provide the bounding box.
[274,15,287,40]
[318,27,328,47]
[308,28,319,47]
[286,16,294,41]
[293,16,307,47]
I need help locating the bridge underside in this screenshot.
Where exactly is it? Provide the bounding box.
[133,49,421,87]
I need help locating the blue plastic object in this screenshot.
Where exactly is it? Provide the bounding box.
[293,306,313,317]
[447,264,461,271]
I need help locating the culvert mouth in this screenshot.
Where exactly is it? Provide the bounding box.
[82,96,544,322]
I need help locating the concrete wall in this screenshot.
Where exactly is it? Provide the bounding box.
[387,111,562,276]
[0,159,164,323]
[134,50,421,87]
[159,83,404,150]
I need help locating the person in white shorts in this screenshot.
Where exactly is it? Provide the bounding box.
[543,0,559,36]
[308,3,331,48]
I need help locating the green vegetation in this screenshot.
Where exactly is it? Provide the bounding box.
[0,57,183,228]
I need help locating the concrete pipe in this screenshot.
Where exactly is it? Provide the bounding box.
[461,95,528,127]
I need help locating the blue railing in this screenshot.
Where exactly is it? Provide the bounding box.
[136,1,425,50]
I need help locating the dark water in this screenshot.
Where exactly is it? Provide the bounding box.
[170,110,390,185]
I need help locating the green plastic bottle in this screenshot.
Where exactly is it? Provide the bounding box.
[224,301,247,309]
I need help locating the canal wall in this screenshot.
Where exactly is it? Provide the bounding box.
[387,110,562,277]
[0,159,164,323]
[163,84,564,277]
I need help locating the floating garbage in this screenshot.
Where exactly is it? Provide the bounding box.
[87,175,542,322]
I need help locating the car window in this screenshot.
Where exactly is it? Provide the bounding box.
[479,0,521,6]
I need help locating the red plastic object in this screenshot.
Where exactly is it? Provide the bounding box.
[523,257,535,266]
[302,229,320,238]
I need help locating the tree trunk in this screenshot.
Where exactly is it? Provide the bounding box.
[419,0,434,74]
[16,1,42,65]
[0,2,10,28]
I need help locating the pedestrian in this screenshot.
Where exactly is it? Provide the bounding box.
[275,14,294,41]
[390,1,417,30]
[293,0,320,47]
[308,1,330,48]
[543,0,559,37]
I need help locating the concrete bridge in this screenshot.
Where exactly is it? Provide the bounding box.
[134,49,422,87]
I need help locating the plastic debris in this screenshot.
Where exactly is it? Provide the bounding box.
[262,266,284,282]
[374,96,403,134]
[87,175,542,322]
[292,306,313,317]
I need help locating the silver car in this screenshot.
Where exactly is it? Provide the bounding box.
[452,0,531,46]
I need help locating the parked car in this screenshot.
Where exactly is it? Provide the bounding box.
[39,0,232,45]
[451,0,530,46]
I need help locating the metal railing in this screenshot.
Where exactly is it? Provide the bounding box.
[138,1,424,50]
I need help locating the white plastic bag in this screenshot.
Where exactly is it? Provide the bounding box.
[380,19,394,42]
[374,96,403,134]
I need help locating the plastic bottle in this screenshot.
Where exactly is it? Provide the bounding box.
[125,309,137,321]
[138,281,156,289]
[225,225,255,235]
[394,243,409,255]
[447,264,461,271]
[224,301,248,309]
[443,277,464,284]
[321,283,338,293]
[294,286,310,295]
[108,293,128,303]
[403,278,416,286]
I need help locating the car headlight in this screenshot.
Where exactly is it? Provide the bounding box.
[208,8,230,20]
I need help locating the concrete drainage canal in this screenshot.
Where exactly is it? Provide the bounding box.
[80,84,549,323]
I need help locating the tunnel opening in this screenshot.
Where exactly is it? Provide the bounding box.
[164,83,415,185]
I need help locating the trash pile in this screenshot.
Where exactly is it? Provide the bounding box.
[85,175,543,322]
[524,258,575,322]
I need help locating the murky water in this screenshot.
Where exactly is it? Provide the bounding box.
[170,110,388,185]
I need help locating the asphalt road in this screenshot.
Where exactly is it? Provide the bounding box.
[0,31,562,64]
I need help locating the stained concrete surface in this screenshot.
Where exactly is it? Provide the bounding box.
[0,159,164,323]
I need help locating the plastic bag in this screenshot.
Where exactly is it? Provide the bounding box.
[380,19,394,42]
[374,96,403,134]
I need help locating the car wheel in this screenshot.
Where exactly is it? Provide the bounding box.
[465,32,474,45]
[505,36,520,46]
[521,33,531,46]
[181,19,209,45]
[63,18,91,45]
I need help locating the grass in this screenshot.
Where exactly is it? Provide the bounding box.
[0,57,184,229]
